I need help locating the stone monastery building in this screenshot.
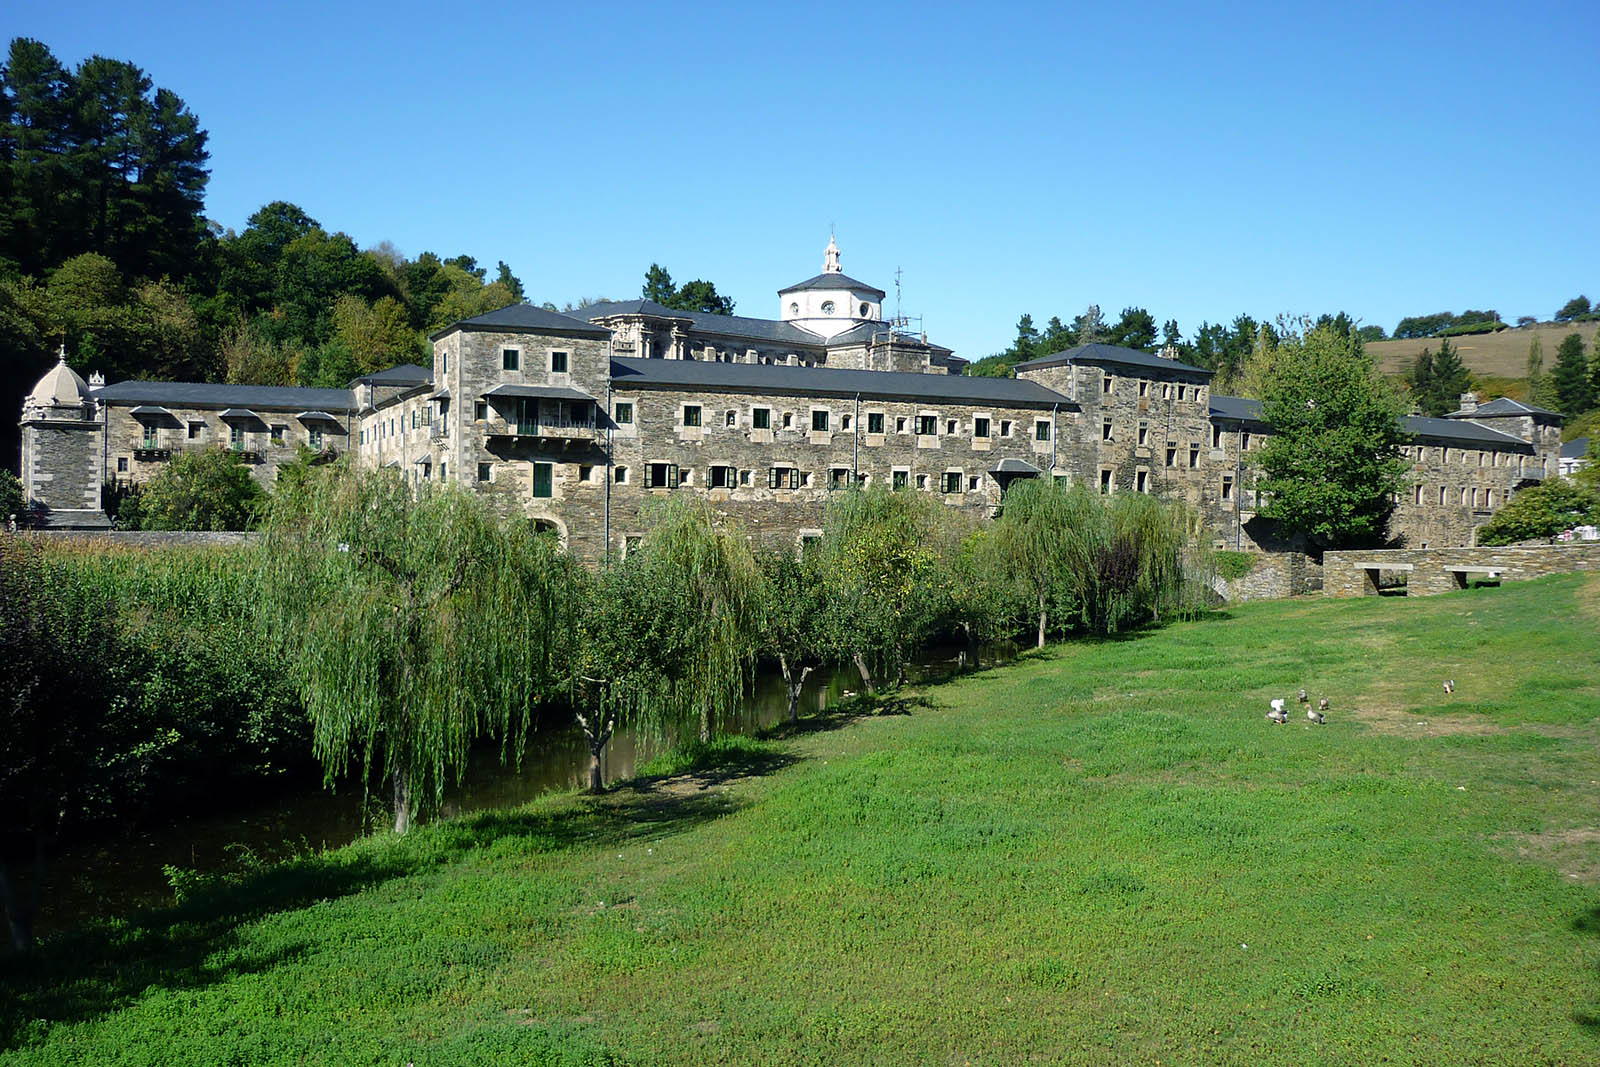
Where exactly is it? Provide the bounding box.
[19,239,1564,559]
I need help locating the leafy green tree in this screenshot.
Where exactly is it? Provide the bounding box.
[1355,324,1387,343]
[756,546,832,722]
[332,294,421,375]
[1555,295,1591,322]
[992,477,1079,647]
[1107,306,1157,351]
[1072,304,1106,345]
[1551,332,1594,415]
[1475,480,1599,545]
[1423,337,1470,416]
[669,278,735,315]
[642,263,676,304]
[816,487,955,691]
[258,468,565,831]
[1252,322,1410,548]
[0,38,211,284]
[494,261,525,302]
[126,448,265,530]
[1162,319,1183,349]
[0,469,22,520]
[1408,346,1435,411]
[572,498,761,789]
[0,536,117,951]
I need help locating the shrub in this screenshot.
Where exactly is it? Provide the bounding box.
[1213,550,1256,580]
[1476,481,1600,545]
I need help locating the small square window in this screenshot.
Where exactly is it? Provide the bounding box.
[614,402,633,424]
[187,421,204,439]
[896,417,908,433]
[1102,375,1114,394]
[116,456,128,472]
[841,414,851,430]
[270,424,286,445]
[726,410,737,427]
[968,476,980,490]
[579,464,594,482]
[1036,421,1051,442]
[1211,424,1222,447]
[1100,469,1113,494]
[782,412,793,429]
[614,466,629,484]
[1165,444,1177,467]
[1221,476,1234,501]
[830,467,850,488]
[799,471,811,487]
[475,400,487,421]
[1242,432,1252,450]
[1000,420,1012,437]
[941,471,961,493]
[752,407,771,430]
[1178,385,1186,401]
[1138,423,1149,446]
[309,427,323,450]
[739,469,750,485]
[478,463,493,482]
[946,419,957,435]
[812,409,830,432]
[916,474,928,490]
[1101,421,1113,442]
[893,470,909,490]
[916,415,937,436]
[710,465,734,489]
[868,412,885,434]
[502,348,520,371]
[682,405,702,427]
[550,350,568,373]
[1189,444,1200,468]
[974,417,990,438]
[1136,470,1149,493]
[1138,380,1149,397]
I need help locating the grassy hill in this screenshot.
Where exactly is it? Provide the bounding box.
[4,576,1599,1064]
[1369,321,1599,381]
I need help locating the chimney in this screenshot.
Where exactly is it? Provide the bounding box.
[1157,343,1180,361]
[1458,392,1478,414]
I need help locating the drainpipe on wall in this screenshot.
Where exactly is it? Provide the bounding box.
[1050,403,1058,474]
[853,392,861,481]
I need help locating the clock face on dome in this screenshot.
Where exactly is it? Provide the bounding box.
[789,302,799,315]
[821,300,835,314]
[859,302,870,316]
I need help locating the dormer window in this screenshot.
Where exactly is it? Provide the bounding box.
[821,300,836,314]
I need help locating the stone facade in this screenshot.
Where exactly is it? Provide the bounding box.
[14,245,1570,562]
[1324,544,1600,597]
[1221,552,1324,601]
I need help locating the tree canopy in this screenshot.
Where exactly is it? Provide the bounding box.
[118,447,265,531]
[1551,332,1594,416]
[639,263,735,315]
[1252,323,1410,549]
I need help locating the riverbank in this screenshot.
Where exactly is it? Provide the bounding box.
[4,576,1598,1064]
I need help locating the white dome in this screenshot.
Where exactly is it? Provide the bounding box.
[26,356,90,409]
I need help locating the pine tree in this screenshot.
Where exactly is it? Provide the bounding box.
[1408,347,1434,412]
[1551,332,1595,415]
[1426,337,1470,416]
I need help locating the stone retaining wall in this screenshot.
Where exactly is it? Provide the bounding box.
[1222,552,1323,601]
[1323,544,1600,597]
[22,529,259,548]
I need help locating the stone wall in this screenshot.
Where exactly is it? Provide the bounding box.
[1221,552,1323,601]
[1323,544,1600,597]
[22,419,103,513]
[105,402,352,488]
[23,529,258,547]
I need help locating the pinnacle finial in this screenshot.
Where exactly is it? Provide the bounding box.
[823,232,841,274]
[58,341,68,362]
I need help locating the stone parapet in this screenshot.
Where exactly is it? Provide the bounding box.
[1323,544,1600,597]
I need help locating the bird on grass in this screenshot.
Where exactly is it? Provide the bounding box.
[1318,696,1330,713]
[1306,705,1326,724]
[1297,688,1308,705]
[1267,698,1288,724]
[1443,679,1455,695]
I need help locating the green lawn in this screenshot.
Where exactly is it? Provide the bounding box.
[5,576,1599,1065]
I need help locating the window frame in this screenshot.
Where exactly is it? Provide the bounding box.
[502,347,520,372]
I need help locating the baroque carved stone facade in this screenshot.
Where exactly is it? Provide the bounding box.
[15,245,1564,557]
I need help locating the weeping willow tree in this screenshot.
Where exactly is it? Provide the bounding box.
[572,496,762,792]
[257,465,570,832]
[992,478,1080,648]
[816,486,958,692]
[1054,483,1205,635]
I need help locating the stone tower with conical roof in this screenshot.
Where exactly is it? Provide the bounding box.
[18,348,110,526]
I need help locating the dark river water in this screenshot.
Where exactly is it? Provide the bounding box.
[37,643,1014,936]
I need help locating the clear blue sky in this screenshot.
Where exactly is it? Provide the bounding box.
[12,0,1600,359]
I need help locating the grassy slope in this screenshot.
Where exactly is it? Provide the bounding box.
[4,578,1599,1065]
[1369,321,1598,380]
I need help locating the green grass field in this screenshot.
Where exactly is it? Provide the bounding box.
[1368,321,1598,382]
[4,576,1599,1065]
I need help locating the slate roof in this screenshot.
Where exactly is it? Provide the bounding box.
[1561,436,1590,460]
[777,272,888,299]
[1208,395,1533,451]
[482,384,600,403]
[574,300,829,346]
[1444,397,1562,419]
[609,357,1075,410]
[351,363,432,385]
[1401,414,1532,451]
[1015,343,1213,377]
[94,380,357,412]
[1209,395,1270,428]
[431,303,611,339]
